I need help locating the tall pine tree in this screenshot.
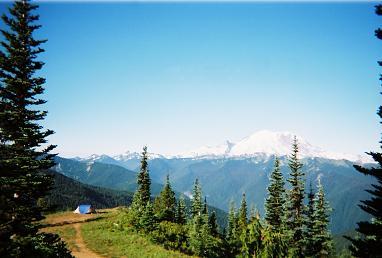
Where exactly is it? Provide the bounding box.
[304,182,317,257]
[0,0,71,256]
[176,194,187,225]
[226,200,237,243]
[191,178,202,218]
[226,200,240,256]
[264,156,286,233]
[285,136,305,257]
[208,211,219,237]
[312,180,333,257]
[154,174,176,222]
[132,146,151,211]
[346,5,382,257]
[238,193,248,233]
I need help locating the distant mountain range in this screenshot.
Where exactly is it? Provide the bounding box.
[74,130,371,166]
[60,130,376,234]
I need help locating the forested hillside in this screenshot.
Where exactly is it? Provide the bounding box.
[44,171,134,211]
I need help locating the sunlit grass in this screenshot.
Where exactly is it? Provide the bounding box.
[81,209,195,258]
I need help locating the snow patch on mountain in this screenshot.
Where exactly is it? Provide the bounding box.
[86,161,93,173]
[70,130,372,164]
[114,151,165,161]
[179,130,371,163]
[180,140,235,158]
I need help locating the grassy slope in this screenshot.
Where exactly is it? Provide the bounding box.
[80,209,195,258]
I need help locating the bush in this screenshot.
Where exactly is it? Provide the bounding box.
[151,221,189,253]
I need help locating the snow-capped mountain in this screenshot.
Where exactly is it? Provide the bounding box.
[72,130,371,164]
[179,140,235,158]
[114,151,165,162]
[74,154,117,163]
[179,130,371,163]
[73,151,167,170]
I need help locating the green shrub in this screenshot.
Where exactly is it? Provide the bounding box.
[151,221,190,253]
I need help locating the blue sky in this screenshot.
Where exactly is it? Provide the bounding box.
[1,1,380,157]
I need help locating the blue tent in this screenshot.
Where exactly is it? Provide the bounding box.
[73,204,95,214]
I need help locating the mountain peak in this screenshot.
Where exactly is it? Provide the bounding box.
[180,130,371,163]
[230,130,315,157]
[71,130,372,164]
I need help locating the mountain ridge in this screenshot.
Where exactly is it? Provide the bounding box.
[73,130,372,165]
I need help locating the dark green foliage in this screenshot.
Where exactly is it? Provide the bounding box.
[312,181,333,257]
[146,155,374,234]
[7,232,73,258]
[208,211,219,237]
[176,194,187,225]
[241,217,263,258]
[151,221,189,253]
[285,136,305,256]
[304,182,316,256]
[133,146,151,210]
[226,200,240,255]
[0,0,71,256]
[45,171,133,211]
[126,147,153,230]
[346,5,382,258]
[140,201,157,233]
[260,230,289,258]
[188,215,224,258]
[154,174,176,222]
[264,156,286,233]
[202,196,208,215]
[238,193,248,232]
[188,182,225,258]
[191,178,202,218]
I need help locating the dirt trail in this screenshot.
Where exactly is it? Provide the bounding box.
[41,212,104,258]
[71,223,102,258]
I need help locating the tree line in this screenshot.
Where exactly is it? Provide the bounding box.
[123,141,333,258]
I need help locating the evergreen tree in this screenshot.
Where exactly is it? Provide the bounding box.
[226,200,237,242]
[304,182,316,257]
[154,174,176,222]
[202,196,208,215]
[312,180,333,257]
[264,156,286,233]
[238,193,248,233]
[239,227,250,258]
[249,205,259,223]
[140,201,157,233]
[188,215,204,256]
[208,211,219,237]
[261,230,288,258]
[176,194,187,225]
[132,146,151,211]
[191,178,202,218]
[246,213,263,257]
[201,196,209,232]
[189,214,223,258]
[346,5,382,258]
[0,0,71,256]
[226,200,240,256]
[285,136,306,257]
[188,181,223,257]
